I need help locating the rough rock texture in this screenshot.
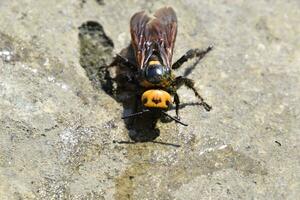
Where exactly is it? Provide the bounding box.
[0,0,299,199]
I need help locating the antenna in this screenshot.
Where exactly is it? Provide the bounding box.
[121,109,150,119]
[162,112,188,126]
[122,110,188,126]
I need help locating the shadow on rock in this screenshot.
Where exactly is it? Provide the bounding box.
[78,21,162,142]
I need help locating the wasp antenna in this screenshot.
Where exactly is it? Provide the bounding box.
[122,110,150,119]
[162,112,188,126]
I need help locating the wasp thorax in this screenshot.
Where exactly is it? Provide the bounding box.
[144,63,170,84]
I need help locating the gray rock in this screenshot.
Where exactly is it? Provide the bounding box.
[0,0,299,199]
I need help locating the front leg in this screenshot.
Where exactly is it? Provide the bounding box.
[174,76,212,111]
[172,45,213,70]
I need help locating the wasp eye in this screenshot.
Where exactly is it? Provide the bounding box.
[165,100,170,106]
[142,98,148,104]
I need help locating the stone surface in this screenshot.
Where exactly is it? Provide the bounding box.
[0,0,299,199]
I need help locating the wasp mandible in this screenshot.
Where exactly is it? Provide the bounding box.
[109,7,213,126]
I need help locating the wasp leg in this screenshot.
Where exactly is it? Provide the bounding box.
[108,54,136,70]
[174,93,180,119]
[100,54,136,70]
[172,45,213,70]
[175,76,212,111]
[124,94,140,127]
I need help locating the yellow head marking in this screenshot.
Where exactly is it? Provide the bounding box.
[141,90,172,109]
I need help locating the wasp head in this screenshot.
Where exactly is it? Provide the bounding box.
[141,89,171,109]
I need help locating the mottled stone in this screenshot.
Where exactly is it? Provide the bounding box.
[0,0,299,199]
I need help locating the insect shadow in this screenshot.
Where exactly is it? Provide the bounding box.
[78,21,164,142]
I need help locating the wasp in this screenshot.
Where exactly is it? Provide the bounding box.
[109,7,213,126]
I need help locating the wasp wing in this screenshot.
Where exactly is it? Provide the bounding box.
[148,7,177,68]
[130,7,177,69]
[130,11,151,69]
